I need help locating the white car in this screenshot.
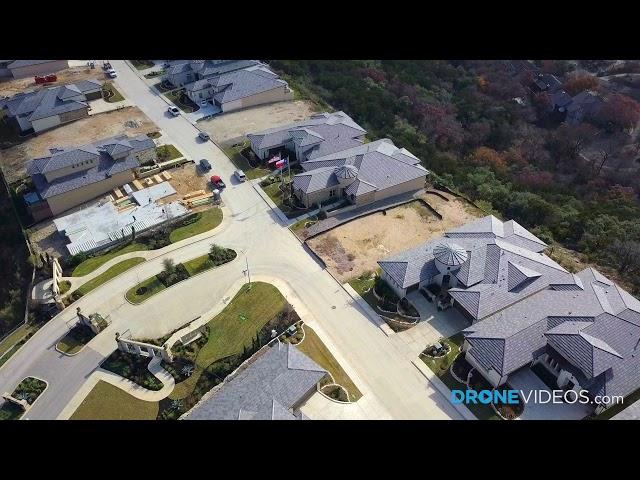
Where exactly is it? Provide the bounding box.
[168,106,180,116]
[234,169,247,182]
[106,68,117,78]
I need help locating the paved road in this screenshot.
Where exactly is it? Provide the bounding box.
[0,61,462,420]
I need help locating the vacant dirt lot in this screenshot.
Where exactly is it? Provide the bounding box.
[198,100,316,147]
[0,66,109,98]
[0,107,158,182]
[159,161,211,206]
[307,193,482,282]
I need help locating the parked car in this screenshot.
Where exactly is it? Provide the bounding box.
[234,169,247,182]
[198,131,210,141]
[210,175,226,189]
[199,159,212,171]
[106,68,117,78]
[168,106,180,116]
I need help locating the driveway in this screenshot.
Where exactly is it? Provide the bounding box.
[393,291,469,357]
[509,367,594,420]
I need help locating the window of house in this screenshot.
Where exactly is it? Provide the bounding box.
[329,189,336,197]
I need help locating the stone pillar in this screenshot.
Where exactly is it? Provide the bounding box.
[161,344,173,363]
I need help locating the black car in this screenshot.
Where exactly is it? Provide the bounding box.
[199,159,212,171]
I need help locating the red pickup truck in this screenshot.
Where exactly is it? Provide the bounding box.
[34,74,57,84]
[210,175,226,189]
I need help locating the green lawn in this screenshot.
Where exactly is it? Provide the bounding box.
[70,380,159,420]
[56,324,95,355]
[0,324,33,358]
[164,89,199,113]
[156,144,183,162]
[170,282,288,400]
[197,282,286,366]
[58,280,71,295]
[72,242,148,276]
[223,143,271,180]
[130,60,155,70]
[126,276,166,304]
[298,325,362,401]
[76,258,146,296]
[169,208,223,243]
[348,272,377,296]
[183,254,213,276]
[103,82,125,103]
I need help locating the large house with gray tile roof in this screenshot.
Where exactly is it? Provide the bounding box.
[247,111,367,163]
[184,65,292,113]
[1,79,103,133]
[163,60,260,88]
[182,342,327,420]
[378,215,640,413]
[25,134,156,220]
[291,138,429,208]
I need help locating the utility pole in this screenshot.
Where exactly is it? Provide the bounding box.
[243,255,251,290]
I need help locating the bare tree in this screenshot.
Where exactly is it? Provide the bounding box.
[608,240,640,275]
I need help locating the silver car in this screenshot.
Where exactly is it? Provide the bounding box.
[234,170,246,182]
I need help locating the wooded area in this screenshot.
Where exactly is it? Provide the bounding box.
[271,60,640,293]
[0,169,31,337]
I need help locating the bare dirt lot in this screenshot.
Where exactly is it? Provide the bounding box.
[0,106,158,182]
[307,192,483,283]
[159,162,212,207]
[198,100,316,147]
[0,66,109,98]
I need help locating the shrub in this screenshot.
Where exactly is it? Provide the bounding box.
[317,208,328,220]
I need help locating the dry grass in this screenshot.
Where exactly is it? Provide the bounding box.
[1,106,158,182]
[307,196,481,282]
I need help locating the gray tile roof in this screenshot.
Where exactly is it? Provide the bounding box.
[166,60,260,78]
[26,134,154,199]
[378,215,640,401]
[210,68,288,105]
[7,60,64,69]
[183,342,326,420]
[2,79,102,122]
[247,111,367,158]
[292,139,428,197]
[463,266,640,400]
[446,215,547,252]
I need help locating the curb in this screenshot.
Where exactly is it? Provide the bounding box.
[125,252,240,305]
[411,359,476,420]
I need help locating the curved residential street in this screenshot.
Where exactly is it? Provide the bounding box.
[0,61,462,420]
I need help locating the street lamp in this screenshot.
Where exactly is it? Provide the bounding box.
[242,255,251,290]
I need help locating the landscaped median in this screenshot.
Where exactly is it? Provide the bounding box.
[125,245,236,305]
[0,376,47,421]
[64,258,147,306]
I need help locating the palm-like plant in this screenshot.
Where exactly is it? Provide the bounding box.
[162,258,176,274]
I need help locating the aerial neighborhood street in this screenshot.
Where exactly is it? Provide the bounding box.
[1,59,640,422]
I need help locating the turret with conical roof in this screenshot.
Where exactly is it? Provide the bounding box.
[334,163,358,187]
[433,242,468,274]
